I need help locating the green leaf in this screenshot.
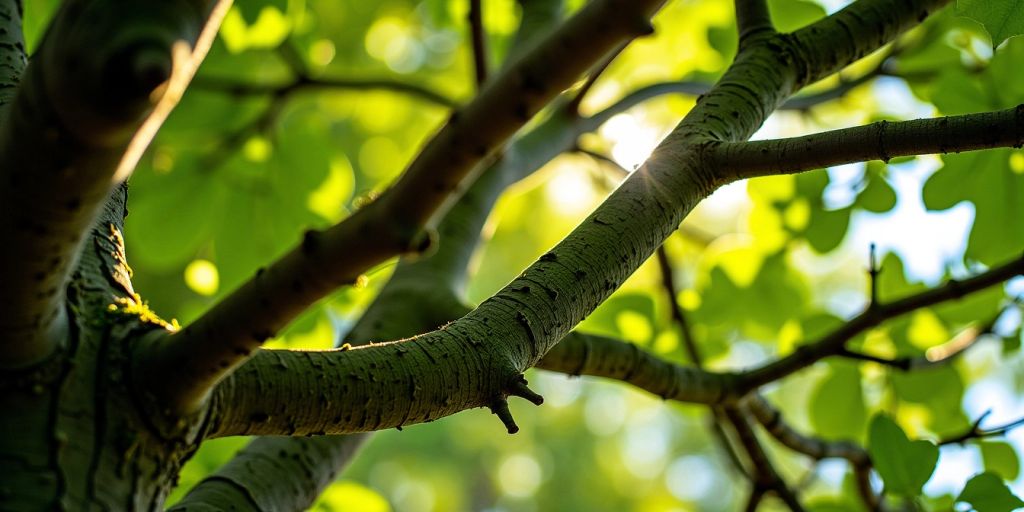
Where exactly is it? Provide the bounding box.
[923,149,1024,265]
[856,163,898,213]
[580,293,657,342]
[790,170,852,253]
[220,5,293,53]
[990,38,1024,102]
[696,251,809,341]
[930,68,996,116]
[980,441,1021,480]
[22,0,61,52]
[892,365,966,429]
[126,171,227,271]
[957,0,1024,48]
[313,480,391,512]
[802,206,851,253]
[876,252,927,301]
[868,414,939,497]
[957,472,1024,512]
[810,362,867,441]
[806,501,857,512]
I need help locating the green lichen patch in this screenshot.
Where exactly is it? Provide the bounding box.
[107,294,180,331]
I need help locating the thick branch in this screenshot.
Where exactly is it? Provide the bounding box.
[182,4,575,505]
[178,263,470,509]
[137,0,667,413]
[787,0,950,89]
[739,253,1024,391]
[0,0,228,367]
[716,106,1024,181]
[0,0,25,114]
[169,436,369,511]
[205,336,519,437]
[206,329,731,438]
[205,0,945,445]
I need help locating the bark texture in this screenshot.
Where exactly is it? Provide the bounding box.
[12,0,1024,510]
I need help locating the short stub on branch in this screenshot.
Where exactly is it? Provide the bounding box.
[489,374,544,434]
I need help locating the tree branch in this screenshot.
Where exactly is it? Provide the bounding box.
[941,411,1024,446]
[204,336,536,437]
[744,487,767,512]
[0,0,229,368]
[734,0,774,49]
[202,0,951,452]
[206,329,730,438]
[724,405,805,511]
[739,253,1024,391]
[178,259,471,508]
[0,0,26,115]
[135,0,667,413]
[656,246,702,365]
[787,0,950,89]
[715,105,1024,181]
[168,435,369,511]
[745,394,879,510]
[656,244,755,479]
[509,0,565,60]
[838,322,989,371]
[190,3,966,507]
[180,4,580,504]
[468,0,488,88]
[191,73,458,109]
[537,331,736,404]
[209,0,945,434]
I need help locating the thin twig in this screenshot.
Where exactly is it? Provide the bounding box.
[868,243,880,309]
[941,411,1024,446]
[191,74,458,109]
[657,245,755,482]
[838,302,1007,371]
[656,246,701,366]
[740,253,1024,391]
[725,406,806,511]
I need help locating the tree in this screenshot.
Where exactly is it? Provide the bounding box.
[3,0,1024,509]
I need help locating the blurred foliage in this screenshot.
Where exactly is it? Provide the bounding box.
[957,472,1024,512]
[956,0,1024,48]
[22,0,1024,510]
[868,414,939,498]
